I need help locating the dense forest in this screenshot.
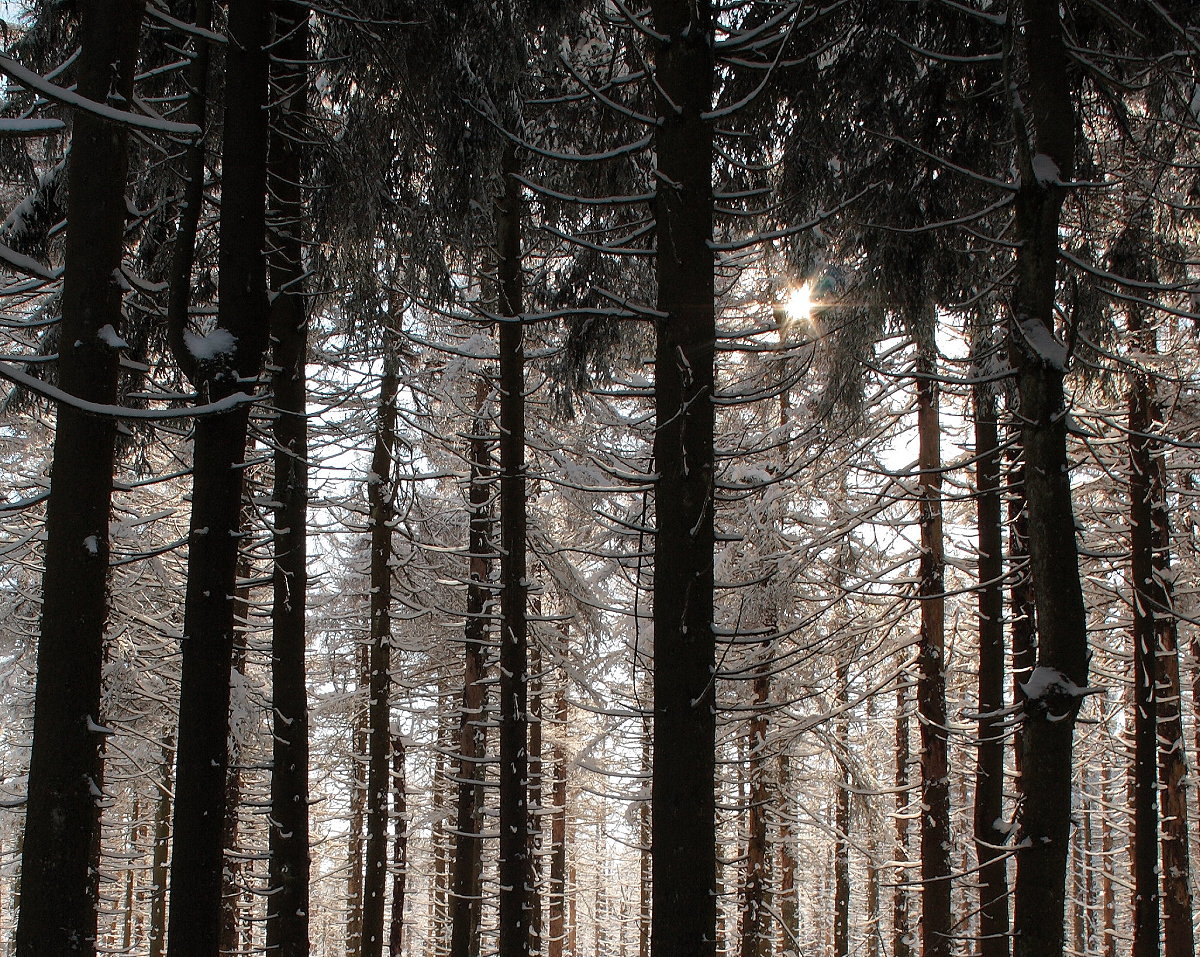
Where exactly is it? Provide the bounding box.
[0,2,1198,957]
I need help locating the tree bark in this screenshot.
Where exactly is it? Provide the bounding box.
[974,377,1010,957]
[648,5,718,957]
[893,667,913,957]
[739,647,771,957]
[166,2,272,951]
[266,6,312,956]
[497,139,530,957]
[390,735,407,957]
[1009,3,1088,956]
[362,356,399,957]
[915,342,951,957]
[450,379,494,957]
[15,5,142,955]
[1128,311,1161,957]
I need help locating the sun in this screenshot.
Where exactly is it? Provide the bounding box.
[780,281,820,333]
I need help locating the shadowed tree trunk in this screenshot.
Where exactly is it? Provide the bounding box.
[497,138,530,957]
[973,373,1010,957]
[390,734,407,957]
[1008,3,1088,956]
[450,404,491,956]
[915,341,951,957]
[450,379,493,957]
[14,5,143,955]
[894,664,913,957]
[166,2,273,953]
[362,355,399,957]
[649,5,718,957]
[739,643,771,957]
[347,643,369,957]
[266,5,312,956]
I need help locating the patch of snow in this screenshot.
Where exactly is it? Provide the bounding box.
[1016,314,1067,370]
[184,327,237,361]
[83,535,99,556]
[96,324,128,350]
[1031,152,1061,186]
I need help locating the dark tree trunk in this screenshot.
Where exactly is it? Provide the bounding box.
[739,648,771,957]
[497,140,530,957]
[894,667,913,957]
[1009,4,1087,956]
[14,5,142,956]
[166,3,272,952]
[164,0,212,385]
[347,644,369,957]
[1128,314,1161,957]
[389,735,407,957]
[1007,434,1036,784]
[833,665,850,957]
[915,343,951,957]
[777,751,797,957]
[362,356,399,957]
[974,377,1011,957]
[547,634,569,957]
[528,639,544,956]
[221,604,251,957]
[450,380,493,957]
[148,737,174,957]
[648,4,718,957]
[266,6,312,956]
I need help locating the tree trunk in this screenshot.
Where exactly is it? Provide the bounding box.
[529,639,544,957]
[450,379,493,957]
[347,644,369,957]
[833,665,851,957]
[777,751,797,957]
[915,342,951,957]
[649,5,718,957]
[739,647,771,957]
[221,605,250,957]
[548,634,570,957]
[362,356,399,957]
[1009,4,1087,956]
[148,737,174,957]
[893,667,913,957]
[973,376,1010,957]
[390,735,407,957]
[15,5,142,955]
[1128,313,1161,957]
[265,7,312,957]
[166,3,272,951]
[497,137,530,957]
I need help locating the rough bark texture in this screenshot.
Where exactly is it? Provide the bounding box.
[449,380,493,957]
[15,6,142,956]
[739,650,771,957]
[973,380,1010,957]
[649,4,718,957]
[497,140,530,957]
[362,357,399,957]
[893,671,913,957]
[1009,3,1087,956]
[266,6,313,955]
[915,344,951,957]
[166,3,272,951]
[1128,321,1161,957]
[389,735,407,957]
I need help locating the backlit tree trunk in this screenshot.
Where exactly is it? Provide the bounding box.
[15,5,142,955]
[167,2,272,952]
[1009,3,1088,955]
[974,375,1010,957]
[266,6,312,955]
[649,4,718,957]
